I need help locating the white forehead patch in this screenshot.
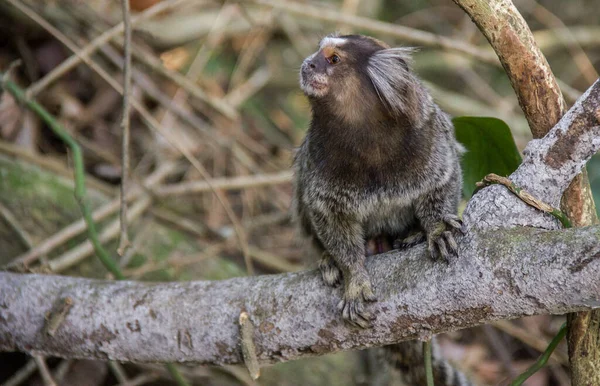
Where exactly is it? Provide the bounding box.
[319,36,347,48]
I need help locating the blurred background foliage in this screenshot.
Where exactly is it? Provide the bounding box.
[0,0,598,385]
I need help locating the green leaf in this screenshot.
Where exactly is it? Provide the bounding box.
[586,153,600,217]
[453,116,522,198]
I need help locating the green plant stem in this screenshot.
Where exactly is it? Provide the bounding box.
[0,74,124,280]
[424,340,434,386]
[1,73,191,386]
[166,363,191,386]
[509,323,567,386]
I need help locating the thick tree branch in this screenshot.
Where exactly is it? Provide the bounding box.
[1,226,599,364]
[463,79,600,231]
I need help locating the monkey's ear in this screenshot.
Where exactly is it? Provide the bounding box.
[366,48,429,126]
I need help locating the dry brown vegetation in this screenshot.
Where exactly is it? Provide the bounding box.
[0,0,599,385]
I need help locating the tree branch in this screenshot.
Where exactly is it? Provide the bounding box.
[463,79,600,231]
[452,1,600,381]
[1,226,599,364]
[452,0,566,138]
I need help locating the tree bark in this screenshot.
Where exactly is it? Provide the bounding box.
[452,0,600,382]
[1,226,600,364]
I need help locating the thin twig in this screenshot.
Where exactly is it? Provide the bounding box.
[33,355,57,386]
[157,3,236,141]
[338,0,361,33]
[526,0,599,85]
[0,75,124,279]
[52,360,73,384]
[17,0,190,97]
[43,297,74,337]
[493,320,568,365]
[245,0,498,64]
[247,247,302,272]
[239,312,260,380]
[48,196,151,273]
[145,125,255,275]
[94,43,223,147]
[423,341,434,386]
[125,42,238,119]
[476,173,572,228]
[0,201,34,249]
[7,162,176,268]
[225,67,271,108]
[229,9,273,89]
[482,324,517,378]
[4,2,251,274]
[0,141,114,196]
[2,359,37,386]
[108,361,129,384]
[155,170,292,197]
[114,373,160,386]
[117,0,133,255]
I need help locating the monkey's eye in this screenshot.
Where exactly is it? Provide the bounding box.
[327,54,341,64]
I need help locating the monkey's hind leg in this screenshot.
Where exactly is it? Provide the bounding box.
[319,252,342,287]
[338,266,378,328]
[311,211,377,328]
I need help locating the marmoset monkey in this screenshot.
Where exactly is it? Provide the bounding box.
[293,34,464,328]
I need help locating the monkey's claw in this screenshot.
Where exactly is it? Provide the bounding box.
[319,253,342,287]
[427,217,463,262]
[393,231,426,250]
[337,274,377,328]
[443,214,464,233]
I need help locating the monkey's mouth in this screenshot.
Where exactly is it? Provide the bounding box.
[300,69,328,96]
[309,80,327,90]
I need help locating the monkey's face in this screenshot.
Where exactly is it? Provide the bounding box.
[300,34,423,125]
[299,34,389,102]
[300,36,350,98]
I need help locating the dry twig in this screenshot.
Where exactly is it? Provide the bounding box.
[118,0,133,255]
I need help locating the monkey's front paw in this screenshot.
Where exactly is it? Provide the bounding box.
[338,272,377,328]
[427,216,463,262]
[319,253,342,287]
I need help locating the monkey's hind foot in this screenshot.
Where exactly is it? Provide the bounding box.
[338,271,377,328]
[393,231,426,250]
[319,253,342,287]
[427,215,463,262]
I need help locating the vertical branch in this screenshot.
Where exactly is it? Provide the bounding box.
[118,0,132,255]
[451,0,565,138]
[452,0,600,383]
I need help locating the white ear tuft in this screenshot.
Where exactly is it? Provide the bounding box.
[366,48,429,126]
